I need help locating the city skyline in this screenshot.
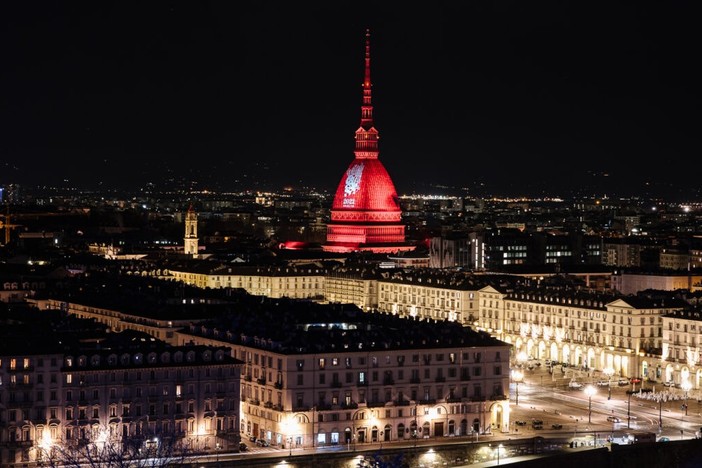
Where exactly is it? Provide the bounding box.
[2,2,699,200]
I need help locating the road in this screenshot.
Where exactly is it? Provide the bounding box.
[511,360,701,441]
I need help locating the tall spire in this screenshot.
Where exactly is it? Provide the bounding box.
[355,28,379,160]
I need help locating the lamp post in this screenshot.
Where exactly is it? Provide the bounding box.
[654,393,668,429]
[511,370,524,406]
[584,385,596,424]
[626,390,633,429]
[682,381,692,418]
[603,367,614,400]
[497,443,503,465]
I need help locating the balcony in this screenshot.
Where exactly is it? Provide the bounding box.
[330,381,343,388]
[263,401,273,409]
[244,374,252,382]
[341,402,358,409]
[274,382,283,390]
[434,376,446,383]
[356,380,368,387]
[383,378,395,385]
[257,378,266,385]
[393,400,410,406]
[367,401,386,408]
[410,377,420,384]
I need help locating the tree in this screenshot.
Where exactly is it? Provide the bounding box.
[37,428,195,468]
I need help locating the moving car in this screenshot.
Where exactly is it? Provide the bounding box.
[515,420,527,426]
[552,423,563,429]
[607,416,621,423]
[256,438,270,447]
[568,380,583,389]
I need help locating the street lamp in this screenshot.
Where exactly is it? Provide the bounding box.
[682,381,692,417]
[584,385,596,424]
[282,414,295,457]
[511,369,524,406]
[516,351,528,368]
[603,367,614,400]
[653,392,669,429]
[626,390,634,429]
[497,443,503,465]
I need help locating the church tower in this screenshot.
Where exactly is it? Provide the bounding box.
[184,204,199,257]
[323,30,414,254]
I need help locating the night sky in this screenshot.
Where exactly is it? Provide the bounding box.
[1,2,699,199]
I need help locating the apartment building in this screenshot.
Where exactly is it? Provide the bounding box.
[324,264,380,311]
[176,300,511,449]
[167,263,326,300]
[0,309,243,466]
[662,308,702,385]
[475,286,691,385]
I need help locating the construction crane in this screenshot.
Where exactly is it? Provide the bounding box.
[0,203,20,245]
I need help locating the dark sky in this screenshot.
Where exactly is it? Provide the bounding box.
[1,1,699,199]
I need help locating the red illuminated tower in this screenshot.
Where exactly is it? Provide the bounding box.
[323,30,415,254]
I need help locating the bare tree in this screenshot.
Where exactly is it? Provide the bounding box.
[37,429,195,468]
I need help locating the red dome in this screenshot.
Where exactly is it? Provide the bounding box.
[323,30,415,254]
[330,159,401,218]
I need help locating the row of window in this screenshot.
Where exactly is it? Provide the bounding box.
[0,380,237,405]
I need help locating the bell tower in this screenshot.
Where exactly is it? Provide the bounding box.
[184,204,199,257]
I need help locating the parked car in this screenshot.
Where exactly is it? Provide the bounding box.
[515,420,527,426]
[596,380,610,387]
[256,439,270,447]
[532,419,544,429]
[617,379,629,386]
[607,416,621,423]
[663,381,675,387]
[238,442,248,452]
[551,423,563,429]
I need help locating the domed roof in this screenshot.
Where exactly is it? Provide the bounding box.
[331,158,400,213]
[323,30,414,254]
